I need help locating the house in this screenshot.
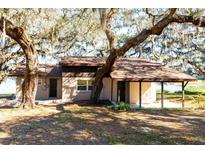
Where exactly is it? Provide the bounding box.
[9,56,196,107]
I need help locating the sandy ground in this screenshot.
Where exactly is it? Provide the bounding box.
[0,104,205,145]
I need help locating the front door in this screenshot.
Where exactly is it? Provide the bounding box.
[49,79,57,98]
[118,81,126,102]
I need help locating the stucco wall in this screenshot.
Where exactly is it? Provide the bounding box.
[62,77,89,102]
[111,79,118,102]
[16,76,156,105]
[16,77,62,102]
[129,82,156,106]
[62,77,112,103]
[99,77,111,100]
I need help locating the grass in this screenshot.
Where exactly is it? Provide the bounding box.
[156,81,205,109]
[186,81,205,93]
[0,104,205,144]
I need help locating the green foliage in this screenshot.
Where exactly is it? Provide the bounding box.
[107,101,131,111]
[118,102,131,111]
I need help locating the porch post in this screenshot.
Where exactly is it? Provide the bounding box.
[182,81,185,108]
[161,82,164,108]
[139,81,142,109]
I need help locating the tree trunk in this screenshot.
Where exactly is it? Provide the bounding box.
[20,46,38,109]
[0,17,38,109]
[91,8,205,103]
[90,51,117,103]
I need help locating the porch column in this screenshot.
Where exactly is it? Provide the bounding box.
[182,81,185,108]
[161,82,164,108]
[139,81,142,109]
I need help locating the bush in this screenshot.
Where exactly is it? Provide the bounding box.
[118,102,130,111]
[107,101,131,111]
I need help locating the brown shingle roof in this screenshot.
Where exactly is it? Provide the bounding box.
[60,56,196,81]
[9,64,61,77]
[9,56,196,82]
[111,59,196,81]
[60,56,105,66]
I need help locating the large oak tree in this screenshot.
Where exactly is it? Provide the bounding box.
[90,8,205,102]
[0,9,97,108]
[0,17,38,108]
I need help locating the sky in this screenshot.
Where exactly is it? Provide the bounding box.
[0,78,16,94]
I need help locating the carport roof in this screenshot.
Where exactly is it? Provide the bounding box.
[110,58,196,82]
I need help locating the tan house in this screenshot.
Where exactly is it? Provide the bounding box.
[9,56,196,107]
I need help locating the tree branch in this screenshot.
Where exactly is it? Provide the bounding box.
[99,8,117,50]
[0,52,18,67]
[187,60,205,75]
[116,9,205,56]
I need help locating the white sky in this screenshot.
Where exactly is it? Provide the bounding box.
[0,78,16,94]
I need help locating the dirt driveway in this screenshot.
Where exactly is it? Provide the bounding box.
[0,104,205,144]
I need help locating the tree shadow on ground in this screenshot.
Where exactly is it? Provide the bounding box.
[0,105,205,145]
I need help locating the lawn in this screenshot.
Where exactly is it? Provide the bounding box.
[0,104,205,145]
[156,81,205,109]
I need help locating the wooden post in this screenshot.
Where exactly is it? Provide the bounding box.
[161,82,164,108]
[182,81,185,108]
[111,78,113,101]
[139,81,142,109]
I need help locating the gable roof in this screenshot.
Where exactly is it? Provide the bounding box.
[9,56,196,82]
[60,56,105,66]
[60,56,196,82]
[9,64,61,77]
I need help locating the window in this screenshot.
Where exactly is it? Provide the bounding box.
[77,80,87,90]
[88,80,94,90]
[77,80,94,91]
[38,79,43,86]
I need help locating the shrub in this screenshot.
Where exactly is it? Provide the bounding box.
[107,101,131,111]
[118,102,130,111]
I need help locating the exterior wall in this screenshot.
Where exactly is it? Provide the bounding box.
[36,77,62,100]
[112,79,118,102]
[16,76,156,105]
[61,77,156,104]
[62,77,90,102]
[62,77,114,103]
[35,78,48,100]
[129,82,156,106]
[16,77,62,102]
[99,78,111,100]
